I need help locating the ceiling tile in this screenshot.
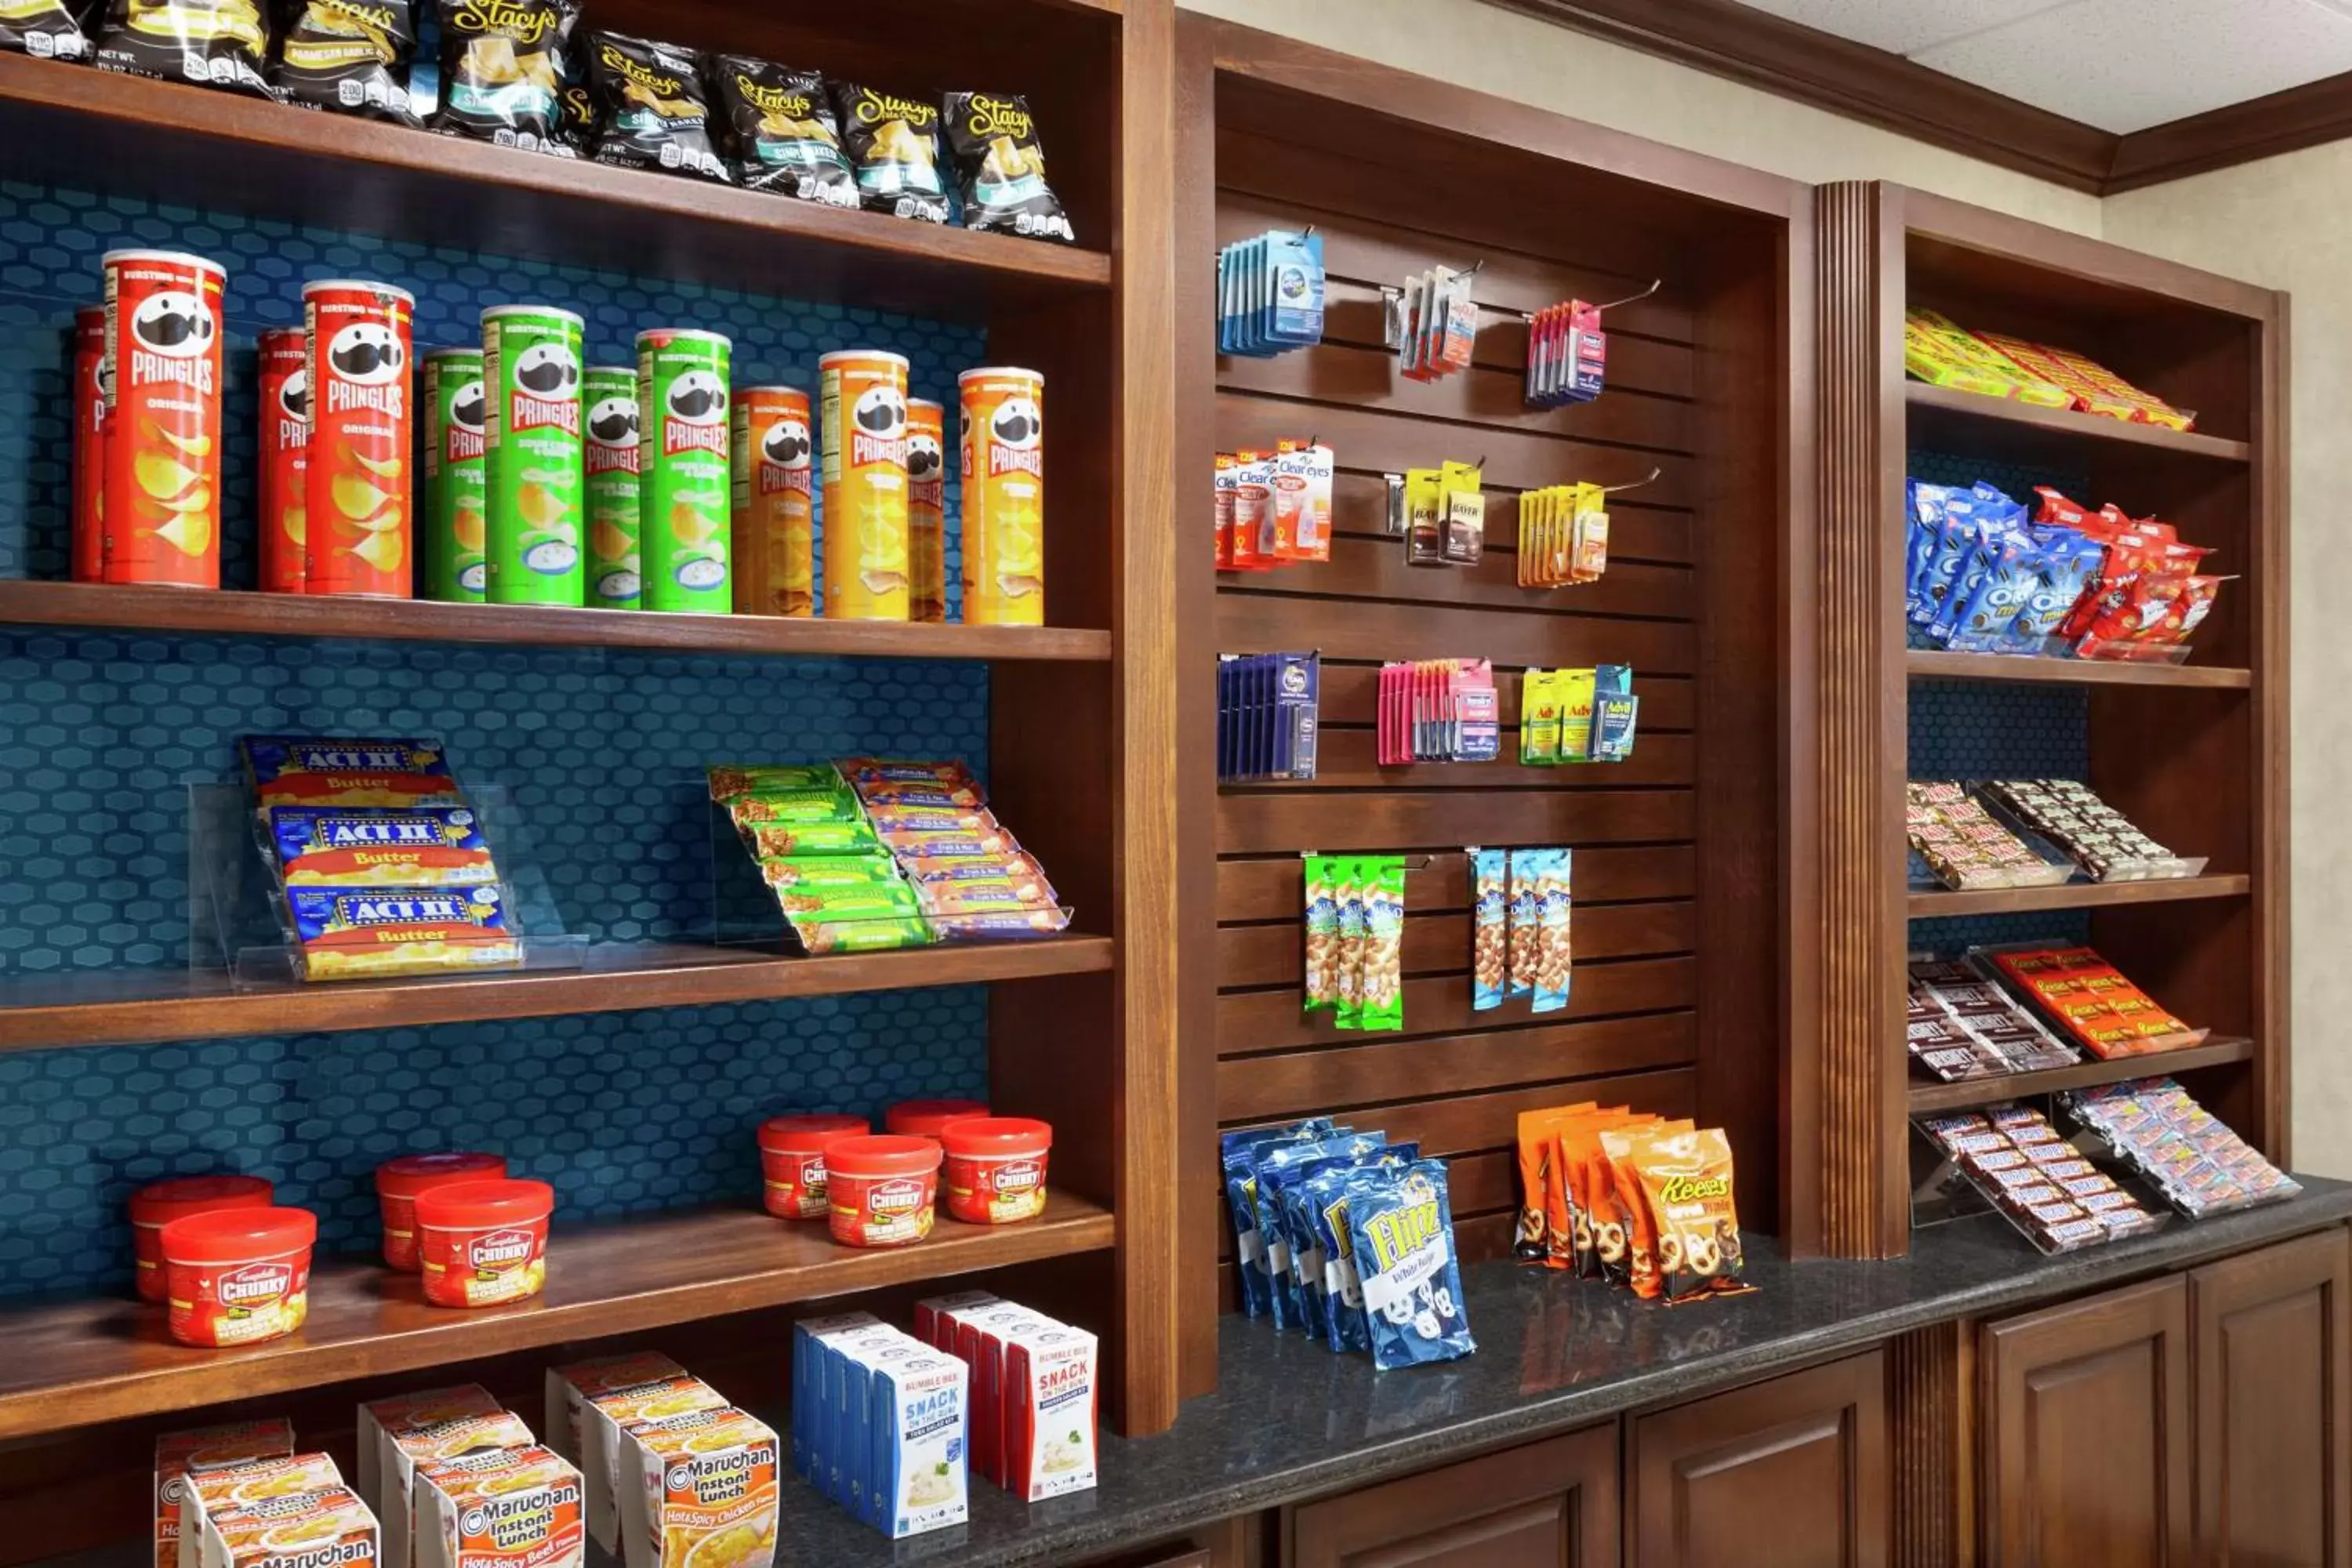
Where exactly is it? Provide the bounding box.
[1910,0,2352,133]
[1730,0,2078,56]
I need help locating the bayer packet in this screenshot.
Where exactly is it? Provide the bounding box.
[1345,1160,1476,1370]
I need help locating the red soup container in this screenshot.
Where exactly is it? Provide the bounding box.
[884,1098,989,1143]
[758,1114,869,1220]
[160,1206,316,1348]
[940,1117,1054,1225]
[413,1178,554,1310]
[376,1152,507,1271]
[130,1174,274,1303]
[826,1135,942,1249]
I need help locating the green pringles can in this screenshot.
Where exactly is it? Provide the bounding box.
[420,348,488,602]
[637,327,734,613]
[583,365,642,608]
[482,303,586,605]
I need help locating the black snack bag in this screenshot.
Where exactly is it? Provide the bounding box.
[96,0,274,96]
[583,30,728,181]
[0,0,97,61]
[270,0,417,122]
[830,81,949,225]
[710,54,855,206]
[942,91,1075,244]
[431,0,574,151]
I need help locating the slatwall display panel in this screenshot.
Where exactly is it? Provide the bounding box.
[1209,188,1706,1304]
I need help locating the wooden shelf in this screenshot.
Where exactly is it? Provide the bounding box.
[1907,1036,2256,1115]
[0,935,1113,1053]
[0,54,1109,320]
[1904,381,2252,463]
[1907,873,2251,920]
[1906,649,2252,689]
[0,1192,1115,1440]
[0,582,1112,663]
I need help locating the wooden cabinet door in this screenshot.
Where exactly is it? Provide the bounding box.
[1286,1422,1620,1567]
[1630,1350,1888,1568]
[2190,1228,2352,1568]
[1982,1274,2191,1566]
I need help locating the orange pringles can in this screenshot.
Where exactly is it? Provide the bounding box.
[959,365,1044,625]
[731,384,815,617]
[304,280,413,597]
[71,306,107,583]
[907,397,947,622]
[818,347,910,620]
[256,327,309,593]
[102,249,225,589]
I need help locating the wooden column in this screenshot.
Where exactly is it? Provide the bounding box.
[1889,1320,1973,1567]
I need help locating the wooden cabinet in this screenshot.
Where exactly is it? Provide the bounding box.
[1285,1423,1620,1567]
[2190,1228,2352,1568]
[1630,1351,1889,1567]
[1981,1274,2193,1566]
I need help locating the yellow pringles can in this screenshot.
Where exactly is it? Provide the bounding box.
[731,385,815,617]
[906,397,946,623]
[818,348,910,621]
[958,365,1044,625]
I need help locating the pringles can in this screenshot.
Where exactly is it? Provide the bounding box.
[637,328,731,614]
[584,365,642,609]
[960,366,1044,625]
[421,347,488,602]
[304,280,413,597]
[102,249,225,589]
[818,348,909,620]
[906,397,946,623]
[482,303,585,605]
[256,327,308,594]
[70,306,106,583]
[730,385,814,618]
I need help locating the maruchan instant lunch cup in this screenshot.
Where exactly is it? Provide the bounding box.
[959,365,1044,625]
[130,1174,273,1304]
[731,385,815,617]
[884,1098,989,1143]
[376,1151,508,1272]
[103,249,226,589]
[583,365,642,609]
[757,1113,869,1220]
[818,349,910,620]
[161,1206,316,1348]
[414,1177,553,1308]
[71,305,106,583]
[637,328,731,612]
[907,396,947,623]
[483,304,586,606]
[940,1117,1053,1225]
[824,1135,941,1248]
[422,347,488,603]
[303,280,412,597]
[256,326,309,594]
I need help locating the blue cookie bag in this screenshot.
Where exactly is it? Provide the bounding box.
[1345,1160,1475,1370]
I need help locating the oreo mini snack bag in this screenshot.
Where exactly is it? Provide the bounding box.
[833,82,949,224]
[713,56,855,204]
[942,91,1075,244]
[1345,1160,1474,1369]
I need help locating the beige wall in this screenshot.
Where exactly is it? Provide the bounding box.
[1189,0,2348,1174]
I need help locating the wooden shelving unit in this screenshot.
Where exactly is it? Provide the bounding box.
[1907,649,2252,689]
[1906,873,2251,919]
[1904,381,2252,463]
[1907,1036,2256,1115]
[0,1193,1116,1439]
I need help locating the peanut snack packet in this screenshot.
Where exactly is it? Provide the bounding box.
[1331,858,1367,1029]
[1359,855,1406,1032]
[1633,1127,1750,1303]
[1302,855,1341,1016]
[1513,1104,1594,1263]
[1550,1109,1641,1272]
[1532,848,1573,1014]
[1506,849,1549,998]
[1471,848,1509,1011]
[1599,1118,1694,1294]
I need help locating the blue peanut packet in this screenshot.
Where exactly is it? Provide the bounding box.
[1221,1120,1338,1317]
[1345,1160,1475,1370]
[1254,1132,1387,1330]
[1287,1143,1418,1345]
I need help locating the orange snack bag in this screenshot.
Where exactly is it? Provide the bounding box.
[1547,1108,1637,1272]
[1632,1127,1748,1303]
[1596,1117,1693,1292]
[1512,1103,1595,1262]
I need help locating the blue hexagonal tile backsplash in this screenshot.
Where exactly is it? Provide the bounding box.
[0,184,999,1298]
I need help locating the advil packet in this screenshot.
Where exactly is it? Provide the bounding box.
[1345,1160,1475,1370]
[180,1453,343,1568]
[412,1444,583,1568]
[617,1406,780,1568]
[157,1422,296,1568]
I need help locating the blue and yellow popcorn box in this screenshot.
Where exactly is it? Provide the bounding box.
[269,807,498,888]
[286,884,521,982]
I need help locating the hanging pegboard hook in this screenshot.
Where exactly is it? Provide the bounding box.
[1594,278,1662,313]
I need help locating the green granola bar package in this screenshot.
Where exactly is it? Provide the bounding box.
[1302,855,1341,1016]
[1359,855,1406,1032]
[1332,858,1366,1029]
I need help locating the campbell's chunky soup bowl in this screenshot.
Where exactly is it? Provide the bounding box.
[884,1098,989,1143]
[826,1134,942,1248]
[130,1174,273,1303]
[160,1207,317,1348]
[413,1178,553,1308]
[940,1117,1053,1225]
[757,1113,869,1220]
[376,1151,506,1271]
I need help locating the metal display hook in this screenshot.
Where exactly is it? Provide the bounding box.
[1603,466,1662,495]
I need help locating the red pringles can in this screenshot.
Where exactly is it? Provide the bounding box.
[102,249,225,589]
[303,278,414,597]
[70,306,106,583]
[256,327,309,593]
